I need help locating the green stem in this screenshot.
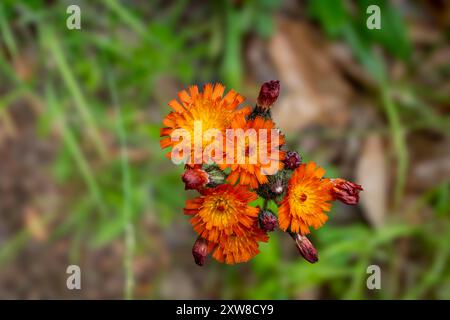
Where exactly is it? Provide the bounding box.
[43,27,107,159]
[46,86,107,217]
[107,69,135,300]
[0,3,18,58]
[381,86,408,208]
[263,199,268,210]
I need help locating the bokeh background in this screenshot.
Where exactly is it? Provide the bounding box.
[0,0,449,299]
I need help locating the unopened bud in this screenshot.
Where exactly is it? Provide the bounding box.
[290,233,318,263]
[284,151,302,170]
[203,164,227,187]
[192,237,209,266]
[182,168,209,191]
[259,210,278,232]
[256,171,287,200]
[269,178,284,195]
[257,80,280,110]
[330,178,363,205]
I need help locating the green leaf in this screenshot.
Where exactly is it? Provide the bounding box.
[92,216,125,247]
[357,0,411,60]
[308,0,348,38]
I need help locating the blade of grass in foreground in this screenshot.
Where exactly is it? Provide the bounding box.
[0,3,18,59]
[380,85,408,208]
[106,69,135,300]
[42,26,107,159]
[102,0,159,48]
[46,85,107,217]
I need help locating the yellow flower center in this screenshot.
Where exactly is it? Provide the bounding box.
[183,99,234,149]
[299,193,308,202]
[213,197,229,213]
[290,185,314,210]
[201,194,240,230]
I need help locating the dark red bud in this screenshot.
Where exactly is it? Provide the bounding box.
[259,210,278,232]
[284,151,302,170]
[331,178,363,205]
[291,233,318,263]
[182,168,209,191]
[257,80,280,109]
[192,237,209,266]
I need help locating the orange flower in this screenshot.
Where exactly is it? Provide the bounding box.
[160,83,250,164]
[184,184,259,243]
[212,225,268,264]
[220,114,285,189]
[278,162,333,235]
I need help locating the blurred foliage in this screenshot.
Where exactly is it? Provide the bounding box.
[0,0,449,299]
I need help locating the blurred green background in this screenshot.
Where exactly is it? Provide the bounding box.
[0,0,449,299]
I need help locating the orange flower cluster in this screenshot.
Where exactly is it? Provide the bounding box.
[160,81,363,265]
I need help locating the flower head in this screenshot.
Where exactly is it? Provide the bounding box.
[330,178,363,205]
[184,184,260,243]
[220,114,285,189]
[212,224,268,264]
[161,81,363,266]
[278,162,333,235]
[160,83,250,164]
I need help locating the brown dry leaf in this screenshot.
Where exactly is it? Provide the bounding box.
[160,269,196,299]
[409,21,443,45]
[413,156,450,189]
[12,50,35,82]
[266,18,352,132]
[356,134,387,228]
[24,206,48,242]
[409,136,450,191]
[330,43,376,89]
[421,0,450,29]
[0,109,17,141]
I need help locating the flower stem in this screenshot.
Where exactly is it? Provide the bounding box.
[107,69,135,300]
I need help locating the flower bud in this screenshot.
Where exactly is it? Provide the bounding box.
[330,178,363,205]
[256,171,287,200]
[203,164,227,187]
[284,151,302,170]
[257,80,280,110]
[182,168,209,191]
[269,180,284,195]
[192,237,209,266]
[259,210,278,232]
[290,233,318,263]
